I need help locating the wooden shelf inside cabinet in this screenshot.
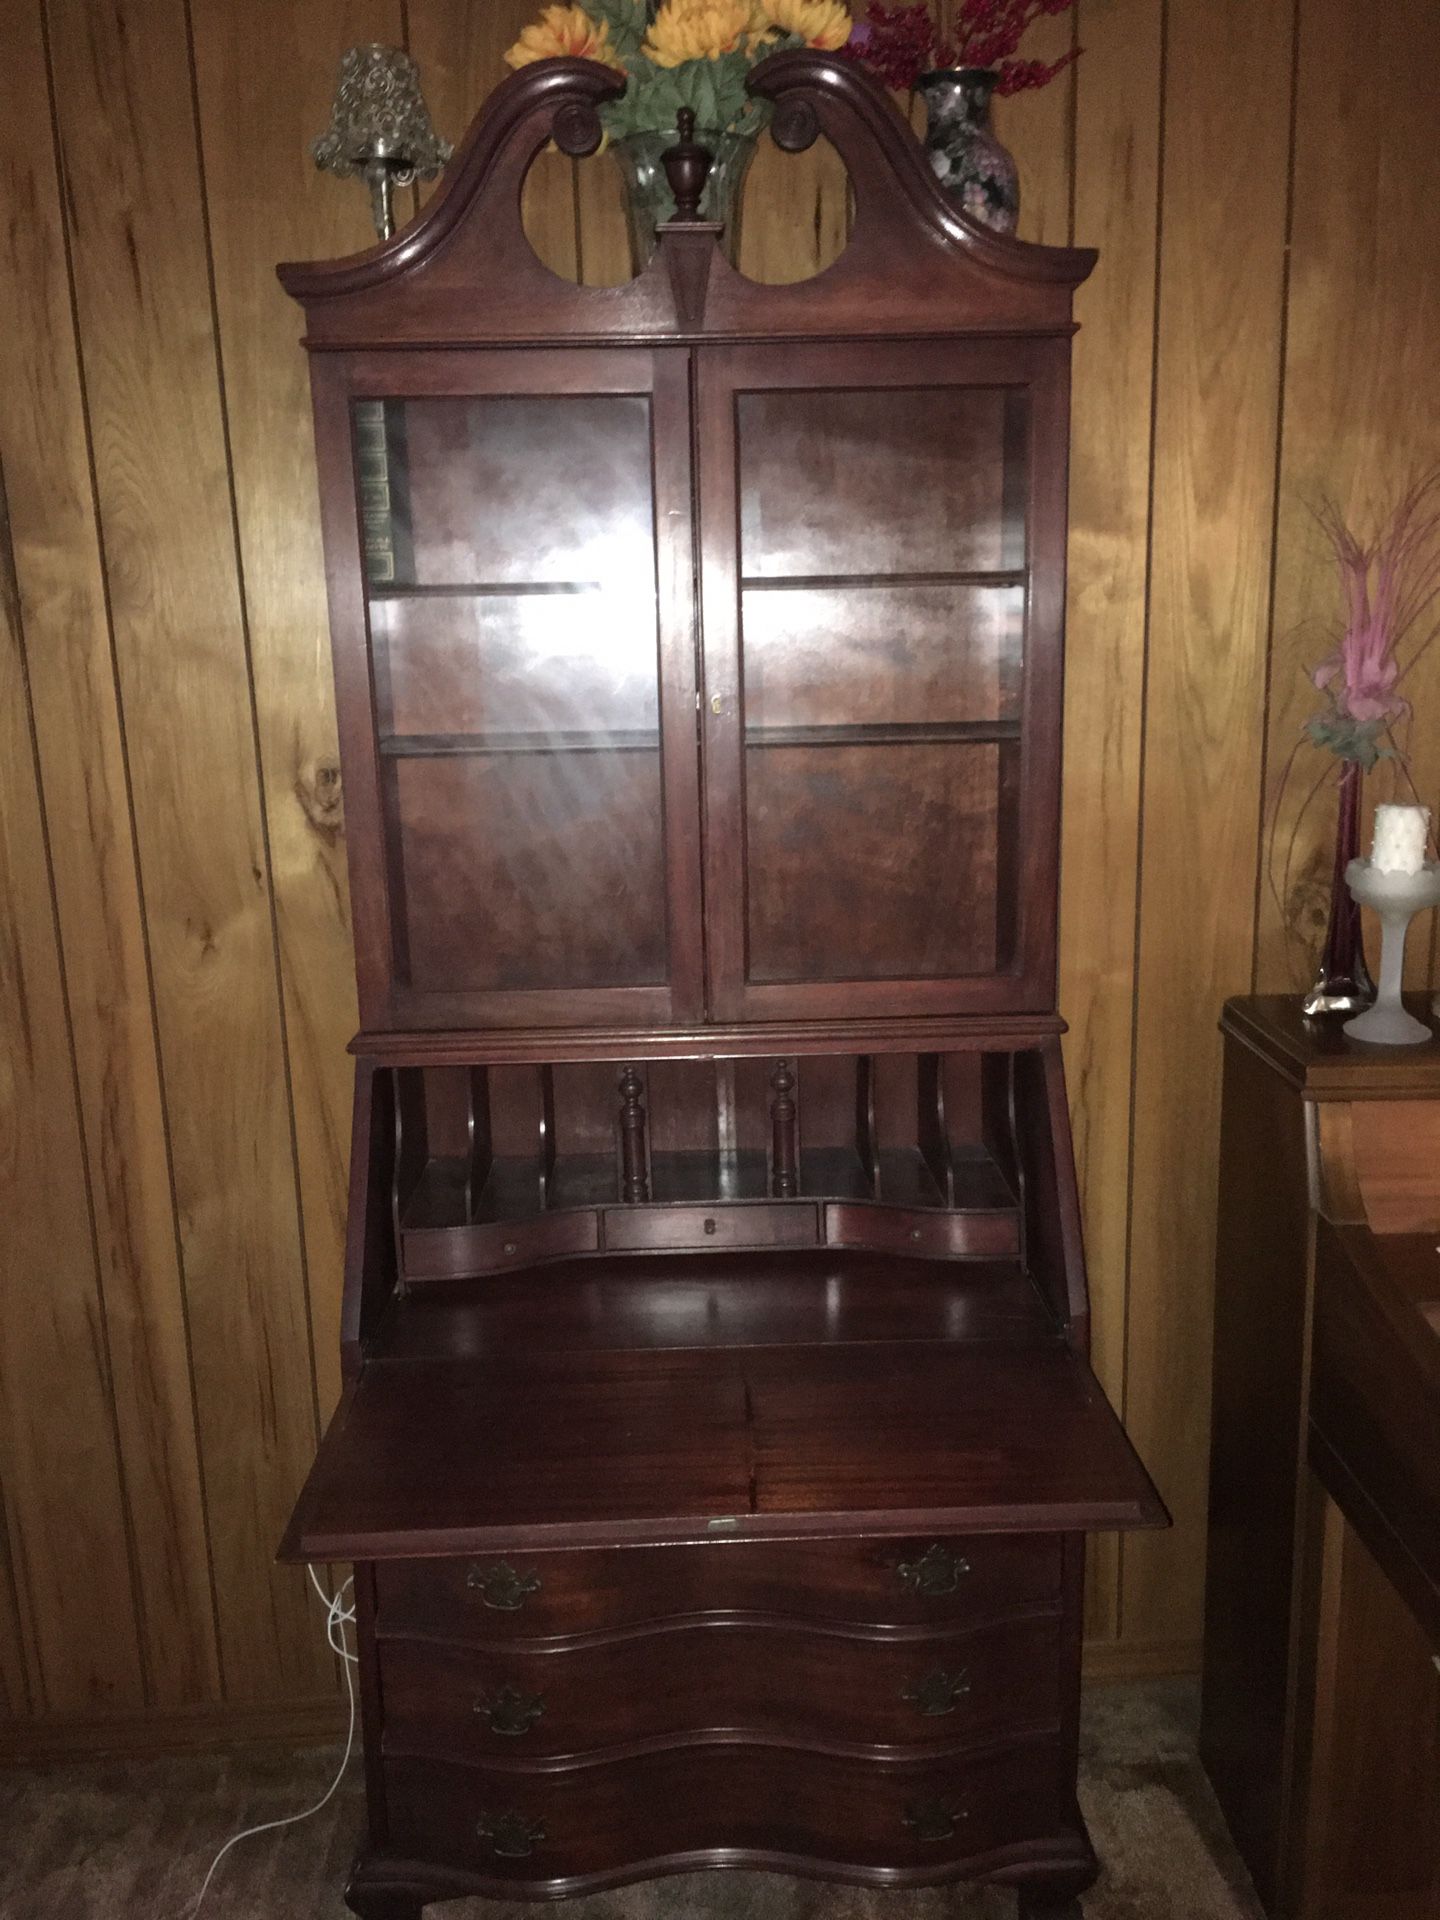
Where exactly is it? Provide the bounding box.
[379,729,661,759]
[367,580,607,600]
[745,722,1021,750]
[378,723,1020,761]
[739,569,1028,592]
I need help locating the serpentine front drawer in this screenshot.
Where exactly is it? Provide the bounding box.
[379,1610,1064,1761]
[375,1535,1065,1642]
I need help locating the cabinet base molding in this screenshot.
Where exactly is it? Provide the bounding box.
[343,1831,1098,1911]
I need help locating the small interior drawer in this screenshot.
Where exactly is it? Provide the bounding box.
[601,1202,819,1253]
[405,1210,598,1283]
[825,1202,1019,1260]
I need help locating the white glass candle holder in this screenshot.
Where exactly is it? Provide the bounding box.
[1342,858,1440,1045]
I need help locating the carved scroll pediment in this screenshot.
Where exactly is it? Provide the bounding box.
[279,52,1094,346]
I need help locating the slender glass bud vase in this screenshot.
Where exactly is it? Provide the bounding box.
[1303,760,1375,1016]
[1341,859,1440,1045]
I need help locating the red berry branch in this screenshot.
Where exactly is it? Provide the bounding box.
[843,0,1079,94]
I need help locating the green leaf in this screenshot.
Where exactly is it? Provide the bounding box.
[597,29,798,137]
[587,0,647,57]
[693,60,720,130]
[1304,710,1390,769]
[618,64,683,134]
[713,53,754,127]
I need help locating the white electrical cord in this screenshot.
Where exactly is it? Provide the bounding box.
[186,1568,358,1919]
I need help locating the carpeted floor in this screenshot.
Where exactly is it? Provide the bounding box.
[0,1681,1262,1920]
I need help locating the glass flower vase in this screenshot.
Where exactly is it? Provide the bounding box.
[612,126,757,272]
[1303,758,1376,1016]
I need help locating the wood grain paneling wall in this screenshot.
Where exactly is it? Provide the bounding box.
[1,0,1436,1747]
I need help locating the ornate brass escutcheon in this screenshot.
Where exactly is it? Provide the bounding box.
[467,1560,541,1612]
[902,1796,968,1844]
[896,1542,972,1597]
[901,1665,972,1717]
[476,1683,545,1737]
[477,1809,546,1859]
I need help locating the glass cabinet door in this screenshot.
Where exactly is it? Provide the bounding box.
[697,341,1067,1020]
[332,350,703,1029]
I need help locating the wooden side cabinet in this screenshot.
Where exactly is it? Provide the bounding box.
[1201,996,1440,1916]
[1290,1472,1440,1918]
[279,52,1165,1918]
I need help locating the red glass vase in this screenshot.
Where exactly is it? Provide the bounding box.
[1303,759,1375,1016]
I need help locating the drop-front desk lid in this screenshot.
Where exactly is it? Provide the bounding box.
[282,1267,1166,1560]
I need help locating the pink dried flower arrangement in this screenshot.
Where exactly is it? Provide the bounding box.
[1268,470,1440,971]
[1304,470,1440,769]
[843,0,1078,95]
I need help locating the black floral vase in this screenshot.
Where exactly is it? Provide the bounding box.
[916,67,1020,235]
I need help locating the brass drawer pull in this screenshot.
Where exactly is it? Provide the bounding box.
[476,1683,545,1737]
[901,1666,971,1717]
[477,1809,546,1859]
[467,1560,541,1612]
[896,1543,972,1597]
[902,1796,968,1844]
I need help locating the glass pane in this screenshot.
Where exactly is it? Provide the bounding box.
[356,394,668,995]
[736,385,1026,984]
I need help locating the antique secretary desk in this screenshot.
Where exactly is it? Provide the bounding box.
[279,49,1165,1920]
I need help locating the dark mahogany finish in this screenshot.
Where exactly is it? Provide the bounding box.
[381,1738,1073,1885]
[280,49,1162,1919]
[1311,1224,1440,1646]
[1200,998,1440,1912]
[1294,1227,1440,1920]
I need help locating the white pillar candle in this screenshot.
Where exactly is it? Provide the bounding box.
[1371,802,1432,875]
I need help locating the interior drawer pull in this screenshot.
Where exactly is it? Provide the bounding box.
[467,1561,541,1612]
[477,1809,546,1859]
[476,1684,545,1737]
[896,1543,972,1597]
[900,1666,972,1717]
[902,1796,969,1844]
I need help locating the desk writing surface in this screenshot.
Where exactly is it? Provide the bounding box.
[284,1336,1165,1561]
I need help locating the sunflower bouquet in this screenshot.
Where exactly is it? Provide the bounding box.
[506,0,855,139]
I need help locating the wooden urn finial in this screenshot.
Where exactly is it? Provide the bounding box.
[661,107,713,222]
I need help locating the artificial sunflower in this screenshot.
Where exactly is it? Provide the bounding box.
[504,4,621,69]
[758,0,853,50]
[501,0,855,145]
[642,0,756,68]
